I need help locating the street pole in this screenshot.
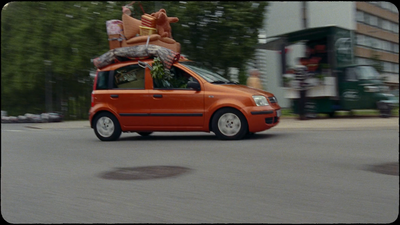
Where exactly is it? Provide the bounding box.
[302,2,308,29]
[44,60,53,113]
[299,2,308,120]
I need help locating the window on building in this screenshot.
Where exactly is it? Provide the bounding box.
[383,61,392,73]
[394,43,399,53]
[356,10,364,22]
[369,36,380,48]
[374,38,382,50]
[391,62,397,73]
[370,15,378,26]
[364,36,373,47]
[383,40,391,52]
[356,34,365,46]
[364,13,370,24]
[381,2,391,11]
[382,20,391,31]
[392,23,399,33]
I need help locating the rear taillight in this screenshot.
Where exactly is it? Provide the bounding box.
[91,72,98,107]
[91,91,95,107]
[93,72,98,90]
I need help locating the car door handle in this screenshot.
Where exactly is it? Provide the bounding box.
[153,94,163,98]
[110,94,119,98]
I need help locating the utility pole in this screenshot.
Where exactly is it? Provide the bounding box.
[299,2,308,120]
[302,1,308,29]
[44,60,53,113]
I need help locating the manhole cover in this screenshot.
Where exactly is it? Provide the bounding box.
[367,162,399,176]
[99,166,191,180]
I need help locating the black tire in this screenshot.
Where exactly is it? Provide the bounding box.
[211,108,248,140]
[137,132,153,136]
[377,101,391,118]
[93,112,121,141]
[327,111,335,118]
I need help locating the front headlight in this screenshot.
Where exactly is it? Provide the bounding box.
[268,96,278,103]
[252,95,269,106]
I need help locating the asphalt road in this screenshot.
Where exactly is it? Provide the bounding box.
[1,119,399,223]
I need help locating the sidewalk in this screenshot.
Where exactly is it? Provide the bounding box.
[26,121,91,129]
[26,117,399,131]
[275,117,399,130]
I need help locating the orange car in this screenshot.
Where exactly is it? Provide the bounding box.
[89,58,281,141]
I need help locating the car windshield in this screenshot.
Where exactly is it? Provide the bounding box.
[355,66,380,80]
[180,61,236,84]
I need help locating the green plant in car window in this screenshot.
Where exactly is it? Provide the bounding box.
[151,57,173,80]
[151,57,174,88]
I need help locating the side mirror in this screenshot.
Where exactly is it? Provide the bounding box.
[187,80,201,91]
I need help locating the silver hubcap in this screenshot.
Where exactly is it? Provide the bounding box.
[218,113,241,137]
[96,116,115,138]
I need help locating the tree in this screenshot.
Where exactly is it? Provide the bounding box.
[1,1,268,117]
[162,1,268,79]
[1,1,121,118]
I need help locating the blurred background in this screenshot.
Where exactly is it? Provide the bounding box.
[1,2,398,120]
[1,1,267,120]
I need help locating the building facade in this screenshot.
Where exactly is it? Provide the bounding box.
[257,2,398,108]
[355,2,398,87]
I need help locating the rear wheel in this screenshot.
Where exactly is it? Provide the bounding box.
[93,112,121,141]
[377,101,392,118]
[212,108,248,140]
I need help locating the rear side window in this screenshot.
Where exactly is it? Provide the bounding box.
[96,71,110,90]
[113,65,145,89]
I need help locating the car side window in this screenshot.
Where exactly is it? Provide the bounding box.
[113,64,145,89]
[96,71,110,90]
[153,66,199,89]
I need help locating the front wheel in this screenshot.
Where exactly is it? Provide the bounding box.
[93,112,121,141]
[212,108,248,140]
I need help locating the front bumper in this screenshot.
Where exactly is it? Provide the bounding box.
[243,106,281,133]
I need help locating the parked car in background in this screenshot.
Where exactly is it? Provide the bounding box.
[17,115,28,123]
[29,114,42,123]
[1,111,66,123]
[1,110,8,123]
[9,116,18,123]
[48,112,63,122]
[41,113,50,123]
[2,116,10,123]
[25,113,38,123]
